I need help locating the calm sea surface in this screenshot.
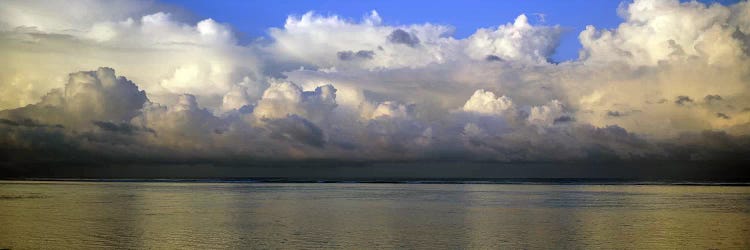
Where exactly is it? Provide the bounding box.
[1,181,749,249]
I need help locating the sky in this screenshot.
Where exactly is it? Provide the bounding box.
[1,0,749,178]
[160,0,738,61]
[158,0,628,62]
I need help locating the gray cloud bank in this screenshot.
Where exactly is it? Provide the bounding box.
[1,0,750,178]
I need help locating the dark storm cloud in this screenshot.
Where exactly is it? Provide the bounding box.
[355,50,375,59]
[0,67,148,128]
[662,130,750,161]
[485,55,503,62]
[0,118,64,128]
[605,110,641,118]
[675,96,694,106]
[387,29,420,47]
[553,116,574,124]
[337,51,354,60]
[267,115,326,148]
[92,121,155,135]
[337,50,375,60]
[606,111,624,117]
[704,94,723,103]
[732,28,750,55]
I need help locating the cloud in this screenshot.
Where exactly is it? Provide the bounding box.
[485,55,503,62]
[0,0,166,33]
[134,94,226,147]
[265,10,460,70]
[221,86,254,112]
[528,100,567,127]
[704,94,723,103]
[0,67,148,128]
[462,90,515,116]
[661,130,750,161]
[675,96,694,106]
[465,14,564,63]
[387,29,421,47]
[606,111,625,117]
[578,0,750,67]
[92,120,154,135]
[0,4,262,111]
[571,0,750,137]
[253,81,337,123]
[337,50,375,61]
[371,101,413,119]
[1,0,750,169]
[0,118,63,129]
[266,114,326,148]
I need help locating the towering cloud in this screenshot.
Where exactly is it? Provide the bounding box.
[0,67,147,128]
[0,2,262,111]
[466,14,563,63]
[462,90,515,116]
[571,0,750,138]
[1,0,749,168]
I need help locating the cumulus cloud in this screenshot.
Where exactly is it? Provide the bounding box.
[579,0,744,66]
[265,10,463,70]
[0,67,147,127]
[337,50,375,61]
[466,14,564,63]
[387,29,421,47]
[370,101,413,119]
[0,3,262,111]
[462,90,515,116]
[1,0,750,168]
[570,0,750,138]
[253,81,337,123]
[704,94,723,103]
[265,114,326,148]
[528,100,568,127]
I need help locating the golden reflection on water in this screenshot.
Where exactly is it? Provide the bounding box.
[1,181,749,249]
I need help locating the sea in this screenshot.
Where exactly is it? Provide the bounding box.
[1,180,749,249]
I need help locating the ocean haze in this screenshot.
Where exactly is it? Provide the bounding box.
[2,161,748,181]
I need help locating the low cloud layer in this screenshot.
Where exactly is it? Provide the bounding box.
[1,0,750,170]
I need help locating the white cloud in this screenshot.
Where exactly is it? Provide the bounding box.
[1,0,750,163]
[221,86,254,112]
[466,14,564,63]
[370,101,412,119]
[578,0,745,66]
[0,0,158,33]
[253,81,337,123]
[0,67,148,127]
[462,89,515,116]
[0,4,261,111]
[528,100,567,127]
[267,11,461,69]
